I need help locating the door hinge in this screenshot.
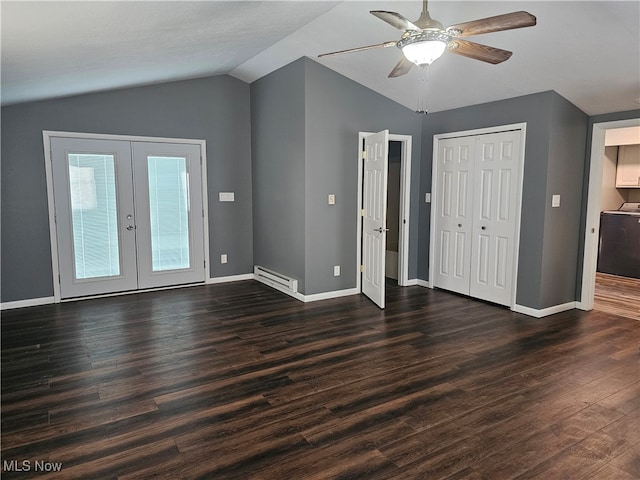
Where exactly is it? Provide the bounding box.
[362,151,366,160]
[361,209,366,217]
[360,264,365,272]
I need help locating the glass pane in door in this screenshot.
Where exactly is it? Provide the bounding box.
[147,156,190,271]
[68,154,120,279]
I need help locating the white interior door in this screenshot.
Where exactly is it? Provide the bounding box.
[433,136,475,295]
[362,130,389,308]
[469,131,521,306]
[132,142,205,289]
[50,136,205,299]
[51,137,139,298]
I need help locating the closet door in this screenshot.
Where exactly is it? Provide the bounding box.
[51,137,139,298]
[469,131,521,306]
[433,136,476,295]
[132,142,205,289]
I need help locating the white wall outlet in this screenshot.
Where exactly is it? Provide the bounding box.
[333,265,340,276]
[219,192,235,202]
[425,192,431,203]
[552,194,561,207]
[220,254,228,264]
[328,194,336,205]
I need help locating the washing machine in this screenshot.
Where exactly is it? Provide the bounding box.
[597,202,640,279]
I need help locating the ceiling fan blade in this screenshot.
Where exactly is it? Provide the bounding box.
[447,39,513,64]
[446,11,536,37]
[388,57,414,78]
[370,11,420,31]
[318,41,397,58]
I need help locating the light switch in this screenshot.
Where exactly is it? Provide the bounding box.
[334,265,340,276]
[328,194,336,205]
[221,254,228,264]
[219,192,235,202]
[425,193,431,203]
[552,194,561,208]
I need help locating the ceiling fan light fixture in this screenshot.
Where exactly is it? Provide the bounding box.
[402,40,446,66]
[398,30,451,67]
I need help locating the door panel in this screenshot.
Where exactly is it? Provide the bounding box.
[51,138,138,298]
[132,142,205,289]
[433,136,475,295]
[469,131,521,306]
[362,130,389,308]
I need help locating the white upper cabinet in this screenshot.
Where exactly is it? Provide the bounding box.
[616,144,640,187]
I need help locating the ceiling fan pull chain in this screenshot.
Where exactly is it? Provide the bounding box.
[416,66,430,115]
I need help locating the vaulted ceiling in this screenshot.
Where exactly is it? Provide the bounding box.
[2,1,639,115]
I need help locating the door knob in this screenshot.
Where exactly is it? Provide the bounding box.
[481,226,487,230]
[374,227,390,233]
[457,223,462,228]
[126,225,135,231]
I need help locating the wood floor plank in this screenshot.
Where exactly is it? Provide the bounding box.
[2,280,639,479]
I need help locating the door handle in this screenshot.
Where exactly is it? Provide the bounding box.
[374,227,390,233]
[126,225,135,231]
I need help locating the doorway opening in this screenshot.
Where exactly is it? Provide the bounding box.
[579,118,640,316]
[356,132,412,307]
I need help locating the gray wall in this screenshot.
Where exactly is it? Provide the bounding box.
[1,75,253,303]
[538,93,588,307]
[251,60,307,291]
[251,58,422,295]
[419,91,589,310]
[303,59,422,295]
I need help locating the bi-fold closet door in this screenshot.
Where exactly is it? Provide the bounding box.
[433,129,523,307]
[50,136,205,299]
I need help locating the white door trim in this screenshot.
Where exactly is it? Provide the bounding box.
[429,123,527,309]
[577,117,640,311]
[356,132,412,293]
[43,130,209,303]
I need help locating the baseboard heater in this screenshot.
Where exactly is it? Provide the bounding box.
[254,266,298,294]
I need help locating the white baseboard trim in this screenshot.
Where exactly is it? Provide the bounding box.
[301,288,360,303]
[207,273,254,284]
[1,296,56,311]
[512,301,577,318]
[255,278,360,304]
[415,279,431,288]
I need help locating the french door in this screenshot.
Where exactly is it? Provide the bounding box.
[49,136,205,299]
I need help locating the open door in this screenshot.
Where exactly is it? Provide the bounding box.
[362,130,389,308]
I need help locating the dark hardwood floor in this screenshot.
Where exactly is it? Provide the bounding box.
[594,272,640,321]
[2,281,639,479]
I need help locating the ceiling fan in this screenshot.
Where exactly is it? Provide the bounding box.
[318,0,536,78]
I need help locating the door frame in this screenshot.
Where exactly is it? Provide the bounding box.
[356,132,412,292]
[577,117,640,311]
[43,130,209,303]
[429,123,527,309]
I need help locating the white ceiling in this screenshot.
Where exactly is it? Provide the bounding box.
[2,1,639,115]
